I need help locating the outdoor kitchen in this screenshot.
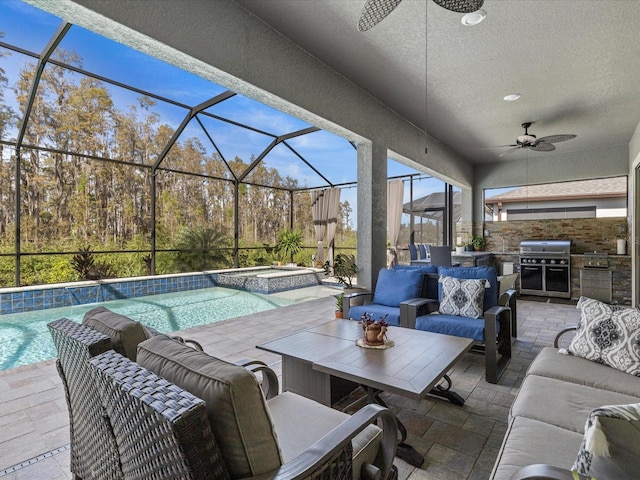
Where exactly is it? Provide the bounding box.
[481,216,631,305]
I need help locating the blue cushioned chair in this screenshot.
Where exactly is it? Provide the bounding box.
[401,266,514,384]
[345,267,426,326]
[418,244,427,259]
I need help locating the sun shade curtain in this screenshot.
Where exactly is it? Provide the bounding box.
[325,188,341,267]
[387,180,404,267]
[312,189,328,265]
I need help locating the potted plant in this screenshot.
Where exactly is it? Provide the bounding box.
[472,235,486,251]
[455,243,465,255]
[275,228,303,266]
[358,312,389,346]
[323,253,358,290]
[334,292,344,318]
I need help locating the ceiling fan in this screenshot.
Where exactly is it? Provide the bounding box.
[488,122,577,157]
[357,0,484,31]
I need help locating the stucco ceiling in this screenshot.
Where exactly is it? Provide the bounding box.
[235,0,640,165]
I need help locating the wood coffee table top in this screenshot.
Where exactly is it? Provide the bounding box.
[258,319,473,400]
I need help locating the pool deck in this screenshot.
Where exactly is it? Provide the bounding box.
[0,295,580,479]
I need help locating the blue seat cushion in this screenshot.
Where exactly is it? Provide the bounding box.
[437,266,498,309]
[393,265,438,298]
[348,304,400,326]
[372,268,423,307]
[415,313,499,342]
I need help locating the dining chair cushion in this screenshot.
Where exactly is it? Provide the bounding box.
[82,306,148,361]
[372,268,423,307]
[136,334,282,478]
[268,391,382,480]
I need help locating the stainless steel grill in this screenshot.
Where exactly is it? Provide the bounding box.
[519,240,571,298]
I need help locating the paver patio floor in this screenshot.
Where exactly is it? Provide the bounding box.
[0,295,581,479]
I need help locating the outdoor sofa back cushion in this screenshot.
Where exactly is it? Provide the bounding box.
[372,267,423,307]
[437,266,498,310]
[82,306,148,361]
[136,334,282,478]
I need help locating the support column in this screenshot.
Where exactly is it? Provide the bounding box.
[357,141,388,291]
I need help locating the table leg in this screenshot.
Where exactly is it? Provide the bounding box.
[428,374,465,406]
[366,388,424,468]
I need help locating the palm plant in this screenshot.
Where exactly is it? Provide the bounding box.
[174,226,230,272]
[275,228,303,264]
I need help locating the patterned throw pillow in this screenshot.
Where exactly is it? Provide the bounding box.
[569,296,640,376]
[438,276,486,319]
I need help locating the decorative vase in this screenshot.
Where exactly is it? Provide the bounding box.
[364,324,386,346]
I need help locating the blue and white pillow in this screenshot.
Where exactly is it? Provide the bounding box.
[569,296,640,376]
[438,276,486,319]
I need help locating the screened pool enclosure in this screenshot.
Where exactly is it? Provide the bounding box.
[0,1,460,287]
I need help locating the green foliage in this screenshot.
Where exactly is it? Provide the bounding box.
[274,228,303,263]
[324,253,357,288]
[173,226,231,272]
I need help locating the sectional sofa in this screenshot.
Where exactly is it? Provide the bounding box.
[490,297,640,480]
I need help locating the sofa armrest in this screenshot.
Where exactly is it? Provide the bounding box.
[343,291,374,318]
[509,464,576,480]
[254,404,397,480]
[400,298,438,329]
[554,326,578,348]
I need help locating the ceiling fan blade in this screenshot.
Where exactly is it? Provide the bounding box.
[433,0,484,13]
[530,142,556,152]
[481,144,518,150]
[499,146,521,157]
[536,134,577,144]
[357,0,403,31]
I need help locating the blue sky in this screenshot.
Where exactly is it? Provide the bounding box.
[1,0,446,219]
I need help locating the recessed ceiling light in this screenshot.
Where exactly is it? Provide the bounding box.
[461,9,486,26]
[503,93,522,102]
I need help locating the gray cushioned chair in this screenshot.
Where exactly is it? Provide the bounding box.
[135,334,399,480]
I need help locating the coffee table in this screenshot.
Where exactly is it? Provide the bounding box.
[257,319,473,467]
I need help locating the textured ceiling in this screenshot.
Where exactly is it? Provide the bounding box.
[236,0,640,165]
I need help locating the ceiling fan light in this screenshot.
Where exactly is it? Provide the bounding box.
[433,0,484,14]
[517,134,537,145]
[357,0,403,31]
[461,9,486,26]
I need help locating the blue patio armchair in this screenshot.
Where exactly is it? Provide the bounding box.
[400,266,515,384]
[344,266,435,326]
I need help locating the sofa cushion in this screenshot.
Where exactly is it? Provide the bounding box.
[82,306,149,361]
[490,416,583,480]
[348,304,400,326]
[438,276,485,319]
[569,296,640,375]
[526,347,640,398]
[415,313,487,342]
[136,334,282,478]
[372,268,423,307]
[438,266,498,309]
[268,392,381,480]
[510,374,640,433]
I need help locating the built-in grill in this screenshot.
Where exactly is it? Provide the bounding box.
[580,252,612,302]
[519,240,571,298]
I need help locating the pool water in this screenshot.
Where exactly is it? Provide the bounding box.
[0,285,336,371]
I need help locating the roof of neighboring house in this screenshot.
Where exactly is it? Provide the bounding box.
[485,177,627,204]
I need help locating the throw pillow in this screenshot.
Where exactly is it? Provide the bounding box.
[569,296,640,376]
[438,276,486,319]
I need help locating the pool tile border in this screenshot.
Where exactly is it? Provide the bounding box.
[0,268,326,315]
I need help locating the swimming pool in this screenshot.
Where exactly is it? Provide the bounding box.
[0,285,337,371]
